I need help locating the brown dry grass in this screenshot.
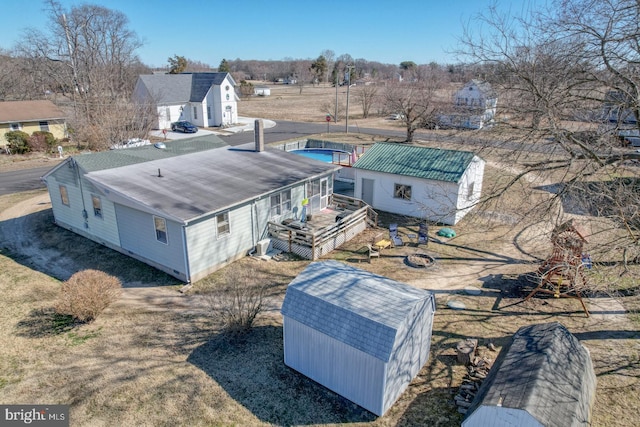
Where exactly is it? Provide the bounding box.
[0,87,639,426]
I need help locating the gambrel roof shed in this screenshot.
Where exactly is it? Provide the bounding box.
[281,260,436,416]
[463,322,596,427]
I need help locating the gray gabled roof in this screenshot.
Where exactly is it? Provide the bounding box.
[281,261,435,362]
[136,72,235,104]
[82,142,339,224]
[353,143,478,183]
[464,322,596,427]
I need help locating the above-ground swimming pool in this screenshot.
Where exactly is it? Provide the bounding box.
[290,148,351,165]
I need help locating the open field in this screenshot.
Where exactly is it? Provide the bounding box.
[0,87,639,426]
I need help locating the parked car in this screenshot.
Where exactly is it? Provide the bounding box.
[171,121,198,133]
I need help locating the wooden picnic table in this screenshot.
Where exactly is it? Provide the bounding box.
[374,239,392,250]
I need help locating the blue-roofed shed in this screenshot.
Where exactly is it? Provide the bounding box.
[353,143,485,225]
[280,260,436,416]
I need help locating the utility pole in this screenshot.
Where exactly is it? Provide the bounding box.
[345,65,354,133]
[334,72,338,123]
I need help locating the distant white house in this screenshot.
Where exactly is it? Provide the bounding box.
[353,143,485,225]
[254,85,271,96]
[281,260,436,416]
[133,72,239,130]
[439,80,498,129]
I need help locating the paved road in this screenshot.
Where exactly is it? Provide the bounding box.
[0,120,555,196]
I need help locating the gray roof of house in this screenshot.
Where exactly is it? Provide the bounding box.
[353,142,478,183]
[280,260,435,362]
[81,142,339,223]
[465,322,596,427]
[137,72,234,104]
[71,135,228,172]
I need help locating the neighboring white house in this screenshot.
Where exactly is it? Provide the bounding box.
[133,72,239,130]
[254,85,271,96]
[352,143,485,225]
[439,80,498,129]
[281,260,436,416]
[463,322,596,427]
[42,135,340,282]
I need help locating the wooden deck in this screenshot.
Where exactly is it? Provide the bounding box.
[267,194,377,260]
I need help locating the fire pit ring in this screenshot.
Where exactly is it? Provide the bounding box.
[406,253,436,269]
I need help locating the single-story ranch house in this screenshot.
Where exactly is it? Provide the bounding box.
[352,143,485,225]
[0,100,67,144]
[42,134,340,282]
[281,260,436,416]
[133,72,239,130]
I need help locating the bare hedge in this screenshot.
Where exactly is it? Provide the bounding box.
[55,269,122,322]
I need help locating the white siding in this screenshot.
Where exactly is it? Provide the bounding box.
[383,297,434,414]
[354,170,460,225]
[454,156,485,223]
[463,406,543,427]
[116,204,188,279]
[158,105,184,130]
[283,317,387,416]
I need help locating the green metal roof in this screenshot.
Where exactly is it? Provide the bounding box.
[72,134,227,172]
[353,143,477,183]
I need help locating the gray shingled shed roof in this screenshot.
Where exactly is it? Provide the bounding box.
[353,143,478,183]
[82,142,339,224]
[281,260,435,362]
[464,322,596,427]
[137,72,234,104]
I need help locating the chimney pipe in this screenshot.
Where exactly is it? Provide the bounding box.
[255,119,264,152]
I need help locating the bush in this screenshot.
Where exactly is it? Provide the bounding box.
[5,131,30,154]
[29,131,57,153]
[55,270,122,322]
[203,267,266,334]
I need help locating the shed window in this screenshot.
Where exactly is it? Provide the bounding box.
[10,123,21,131]
[92,195,102,218]
[216,212,230,237]
[59,185,69,206]
[154,216,168,244]
[394,184,412,200]
[39,121,50,132]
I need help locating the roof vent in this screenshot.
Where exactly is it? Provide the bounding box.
[157,168,163,178]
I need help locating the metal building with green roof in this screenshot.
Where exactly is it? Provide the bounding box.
[353,143,485,225]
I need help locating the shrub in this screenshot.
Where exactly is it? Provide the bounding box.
[29,131,57,153]
[55,270,122,322]
[203,267,266,334]
[5,131,30,154]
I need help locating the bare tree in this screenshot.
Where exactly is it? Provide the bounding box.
[458,0,640,274]
[383,72,446,142]
[354,84,379,118]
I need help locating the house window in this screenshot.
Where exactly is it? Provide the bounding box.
[467,182,475,201]
[92,195,102,218]
[154,216,168,244]
[9,123,21,131]
[39,121,50,132]
[394,184,412,200]
[59,185,69,206]
[216,212,230,237]
[207,106,211,120]
[270,190,292,217]
[307,180,321,197]
[193,106,197,120]
[165,107,171,121]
